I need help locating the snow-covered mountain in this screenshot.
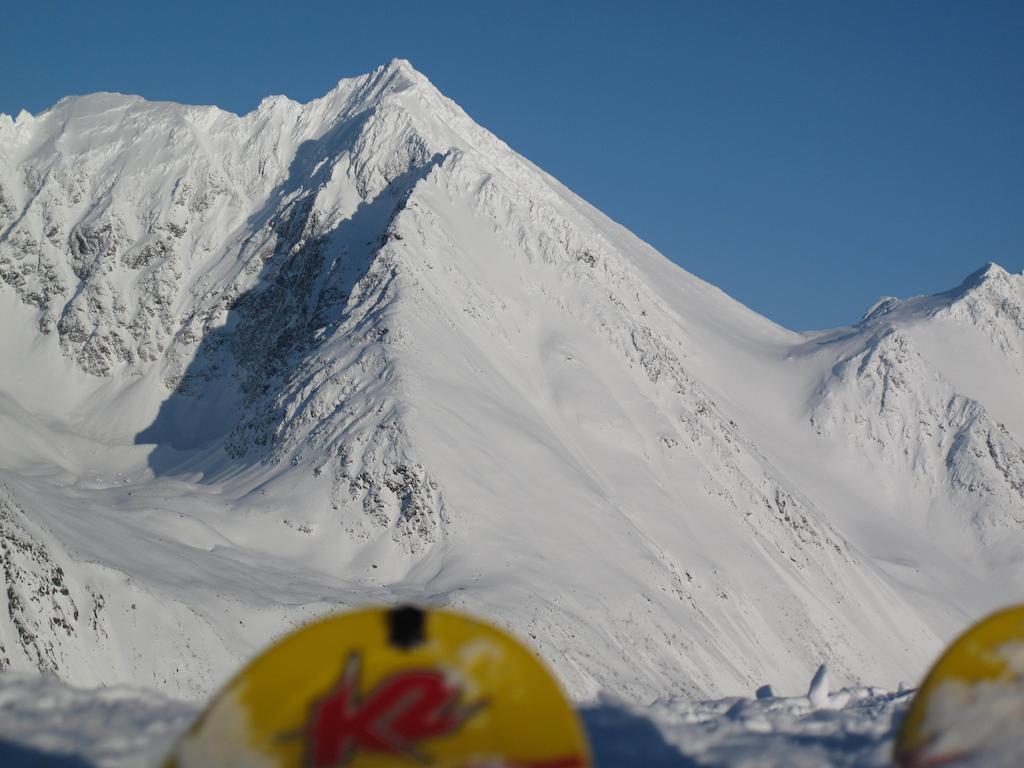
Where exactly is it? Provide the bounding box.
[0,59,1020,703]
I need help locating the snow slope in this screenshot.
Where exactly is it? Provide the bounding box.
[0,670,910,767]
[0,60,1021,704]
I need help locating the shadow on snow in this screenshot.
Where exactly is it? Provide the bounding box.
[135,106,442,478]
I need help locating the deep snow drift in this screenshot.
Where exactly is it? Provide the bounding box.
[0,60,1022,712]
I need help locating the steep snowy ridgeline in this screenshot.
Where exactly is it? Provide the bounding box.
[0,59,1019,703]
[0,670,911,767]
[347,147,940,700]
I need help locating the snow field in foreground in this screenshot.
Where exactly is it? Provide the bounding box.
[0,671,909,767]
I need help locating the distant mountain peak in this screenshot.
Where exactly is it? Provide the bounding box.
[379,57,420,80]
[950,261,1013,296]
[860,261,1022,326]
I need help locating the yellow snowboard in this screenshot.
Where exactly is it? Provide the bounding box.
[165,606,591,767]
[895,605,1024,766]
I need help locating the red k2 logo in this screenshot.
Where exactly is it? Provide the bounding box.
[296,653,485,766]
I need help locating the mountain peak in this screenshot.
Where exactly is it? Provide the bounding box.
[860,261,1022,325]
[382,57,419,78]
[284,58,446,141]
[940,262,1024,324]
[950,261,1014,297]
[354,57,429,95]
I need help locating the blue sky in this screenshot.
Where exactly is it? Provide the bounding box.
[4,1,1021,330]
